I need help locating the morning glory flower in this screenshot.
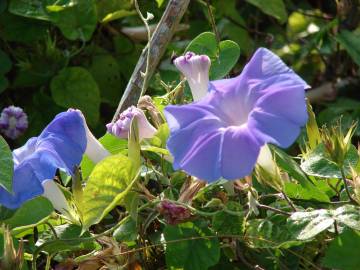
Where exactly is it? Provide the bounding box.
[0,106,28,139]
[0,109,109,211]
[174,51,211,101]
[165,48,309,182]
[106,106,157,140]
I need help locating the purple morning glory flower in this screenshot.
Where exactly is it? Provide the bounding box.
[0,109,109,210]
[0,106,28,139]
[106,106,157,140]
[164,48,309,182]
[174,52,211,101]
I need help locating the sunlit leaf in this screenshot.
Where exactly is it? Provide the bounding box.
[185,32,240,80]
[301,144,358,178]
[81,154,139,230]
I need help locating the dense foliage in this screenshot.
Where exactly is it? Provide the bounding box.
[1,0,360,269]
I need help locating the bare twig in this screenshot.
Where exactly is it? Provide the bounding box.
[112,0,190,123]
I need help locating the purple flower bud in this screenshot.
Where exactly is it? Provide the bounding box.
[174,52,211,101]
[0,106,28,139]
[157,200,192,225]
[106,106,157,140]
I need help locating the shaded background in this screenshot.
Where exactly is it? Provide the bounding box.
[0,0,359,147]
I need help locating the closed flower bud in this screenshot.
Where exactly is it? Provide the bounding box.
[157,200,192,225]
[106,106,157,141]
[0,106,28,139]
[321,122,356,166]
[174,52,211,101]
[255,145,284,191]
[1,227,24,270]
[138,95,164,127]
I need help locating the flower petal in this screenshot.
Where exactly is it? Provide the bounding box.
[37,110,87,175]
[179,131,223,182]
[211,47,309,100]
[255,85,308,126]
[249,109,301,148]
[166,116,223,171]
[13,137,38,166]
[221,126,261,179]
[0,162,44,209]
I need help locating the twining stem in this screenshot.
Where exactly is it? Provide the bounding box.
[112,0,190,122]
[205,0,220,45]
[134,0,152,98]
[281,190,297,211]
[257,203,291,216]
[340,167,357,204]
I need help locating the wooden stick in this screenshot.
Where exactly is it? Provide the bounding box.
[112,0,190,122]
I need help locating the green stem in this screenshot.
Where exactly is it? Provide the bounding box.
[281,190,297,211]
[340,167,357,204]
[134,0,152,98]
[257,203,291,216]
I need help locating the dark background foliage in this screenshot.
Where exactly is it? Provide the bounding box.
[1,0,360,146]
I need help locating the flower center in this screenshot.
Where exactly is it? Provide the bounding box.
[8,116,17,129]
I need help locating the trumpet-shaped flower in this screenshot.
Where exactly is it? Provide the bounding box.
[0,106,28,139]
[106,106,157,140]
[0,110,109,210]
[174,52,211,101]
[165,48,309,182]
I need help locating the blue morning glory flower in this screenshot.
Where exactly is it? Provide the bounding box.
[164,48,310,182]
[0,109,109,210]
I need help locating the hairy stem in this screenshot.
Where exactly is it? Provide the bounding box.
[112,0,190,122]
[134,0,152,98]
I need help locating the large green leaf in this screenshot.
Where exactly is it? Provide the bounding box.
[246,217,300,248]
[50,67,100,126]
[185,32,240,80]
[288,209,334,240]
[212,201,243,235]
[0,13,48,43]
[164,221,220,270]
[287,205,360,240]
[9,0,98,41]
[3,197,53,229]
[333,205,360,231]
[301,143,358,178]
[49,0,97,41]
[336,30,360,67]
[81,154,138,230]
[284,182,330,203]
[113,217,137,242]
[322,229,360,270]
[0,136,14,193]
[245,0,287,24]
[88,53,124,105]
[36,224,96,254]
[96,0,133,22]
[80,133,128,179]
[9,0,52,20]
[270,145,313,188]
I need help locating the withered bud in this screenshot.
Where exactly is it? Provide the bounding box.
[157,200,192,225]
[138,95,164,128]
